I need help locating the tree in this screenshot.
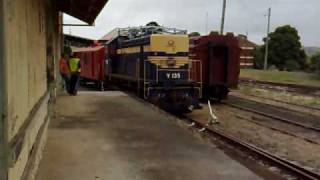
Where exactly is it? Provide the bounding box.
[253,47,264,69]
[189,32,201,37]
[285,60,300,71]
[260,25,307,71]
[146,21,160,26]
[310,53,320,76]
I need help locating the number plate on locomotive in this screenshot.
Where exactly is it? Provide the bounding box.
[166,73,181,79]
[158,71,187,81]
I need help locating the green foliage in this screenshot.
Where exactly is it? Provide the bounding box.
[285,60,300,71]
[253,47,265,69]
[260,25,307,71]
[310,53,320,76]
[146,21,160,26]
[189,32,201,37]
[268,65,278,71]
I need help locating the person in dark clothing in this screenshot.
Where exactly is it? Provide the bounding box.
[68,54,81,95]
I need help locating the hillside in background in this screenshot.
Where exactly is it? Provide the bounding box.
[304,47,320,57]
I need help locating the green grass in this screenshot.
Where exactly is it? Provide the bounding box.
[240,69,320,87]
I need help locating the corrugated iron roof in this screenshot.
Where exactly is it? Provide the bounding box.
[57,0,109,25]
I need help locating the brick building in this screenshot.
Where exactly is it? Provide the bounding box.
[237,35,258,68]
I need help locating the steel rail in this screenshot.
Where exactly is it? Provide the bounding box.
[236,115,320,145]
[239,78,320,97]
[130,94,320,179]
[225,101,320,133]
[240,78,320,91]
[179,115,320,180]
[231,94,320,111]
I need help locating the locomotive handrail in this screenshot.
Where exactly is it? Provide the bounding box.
[116,26,187,40]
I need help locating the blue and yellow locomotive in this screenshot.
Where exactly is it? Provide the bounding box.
[104,26,202,111]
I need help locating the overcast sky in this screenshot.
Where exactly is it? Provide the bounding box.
[63,0,320,47]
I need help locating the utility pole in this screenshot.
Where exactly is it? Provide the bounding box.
[205,12,208,34]
[220,0,227,35]
[264,7,271,70]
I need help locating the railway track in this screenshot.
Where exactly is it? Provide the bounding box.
[240,78,320,97]
[225,96,320,133]
[132,94,320,179]
[233,93,320,112]
[178,114,320,180]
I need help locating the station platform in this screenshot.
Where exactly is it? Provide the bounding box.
[36,91,262,180]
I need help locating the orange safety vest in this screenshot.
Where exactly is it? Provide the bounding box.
[60,58,69,74]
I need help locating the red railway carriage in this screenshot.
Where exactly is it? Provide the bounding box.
[73,46,106,90]
[189,33,241,100]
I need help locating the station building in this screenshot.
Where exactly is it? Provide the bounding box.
[0,1,108,180]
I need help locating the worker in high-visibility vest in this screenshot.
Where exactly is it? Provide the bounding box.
[68,54,81,95]
[59,53,70,93]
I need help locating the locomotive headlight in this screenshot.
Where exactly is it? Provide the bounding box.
[167,58,176,67]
